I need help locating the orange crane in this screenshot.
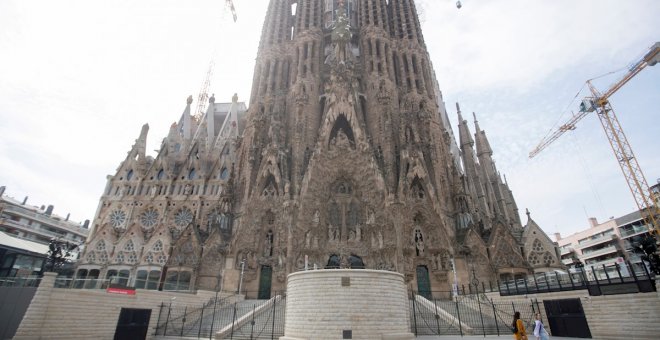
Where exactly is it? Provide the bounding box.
[529,42,660,237]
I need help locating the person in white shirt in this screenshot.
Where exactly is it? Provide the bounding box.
[533,313,550,340]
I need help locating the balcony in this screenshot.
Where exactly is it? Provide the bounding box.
[577,234,616,249]
[2,205,88,236]
[580,245,618,261]
[619,224,650,238]
[560,247,575,256]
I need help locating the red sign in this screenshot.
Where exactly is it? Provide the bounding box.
[107,287,136,295]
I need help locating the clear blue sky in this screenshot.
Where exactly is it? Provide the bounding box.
[0,0,658,239]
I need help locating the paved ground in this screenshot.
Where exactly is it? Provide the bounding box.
[417,336,580,340]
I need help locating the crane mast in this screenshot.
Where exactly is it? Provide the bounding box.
[529,42,660,237]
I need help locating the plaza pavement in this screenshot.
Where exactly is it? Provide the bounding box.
[417,336,581,340]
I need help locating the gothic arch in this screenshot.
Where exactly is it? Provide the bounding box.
[328,113,356,147]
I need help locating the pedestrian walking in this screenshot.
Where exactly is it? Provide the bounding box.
[533,312,550,340]
[512,311,527,340]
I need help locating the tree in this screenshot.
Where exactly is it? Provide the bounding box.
[46,239,79,273]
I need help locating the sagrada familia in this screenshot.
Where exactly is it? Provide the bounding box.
[79,0,562,298]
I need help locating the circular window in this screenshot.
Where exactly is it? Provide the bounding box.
[140,208,159,229]
[174,208,194,228]
[109,210,127,228]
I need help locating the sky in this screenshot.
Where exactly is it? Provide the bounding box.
[0,0,658,240]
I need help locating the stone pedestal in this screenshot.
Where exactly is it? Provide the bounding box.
[281,269,414,340]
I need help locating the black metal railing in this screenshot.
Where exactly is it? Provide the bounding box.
[154,292,286,339]
[410,290,541,336]
[497,261,656,296]
[0,276,42,288]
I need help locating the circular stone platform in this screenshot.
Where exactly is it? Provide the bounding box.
[280,269,414,340]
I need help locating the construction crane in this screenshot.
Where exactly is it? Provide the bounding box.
[226,0,237,22]
[529,42,660,239]
[193,0,238,121]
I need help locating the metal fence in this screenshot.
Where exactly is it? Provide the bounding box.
[154,292,286,340]
[497,261,656,296]
[0,276,42,288]
[410,291,541,337]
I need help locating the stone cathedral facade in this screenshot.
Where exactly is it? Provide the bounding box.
[78,0,562,297]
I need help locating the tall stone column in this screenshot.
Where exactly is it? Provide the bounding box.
[14,272,58,339]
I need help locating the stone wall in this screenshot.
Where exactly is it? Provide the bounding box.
[282,269,413,340]
[13,273,229,340]
[486,284,660,340]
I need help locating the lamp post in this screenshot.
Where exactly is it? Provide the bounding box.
[237,258,246,296]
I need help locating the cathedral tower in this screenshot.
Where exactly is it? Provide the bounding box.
[79,1,562,296]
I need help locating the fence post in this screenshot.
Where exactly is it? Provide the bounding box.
[249,303,256,339]
[230,302,237,340]
[411,292,418,336]
[615,262,624,283]
[489,281,493,292]
[209,295,218,340]
[180,306,187,337]
[475,289,486,337]
[271,294,277,340]
[592,266,602,295]
[455,298,463,337]
[164,302,172,336]
[155,302,164,336]
[626,260,642,292]
[198,302,205,339]
[431,296,441,335]
[491,299,500,336]
[568,270,575,288]
[604,264,613,283]
[555,271,563,290]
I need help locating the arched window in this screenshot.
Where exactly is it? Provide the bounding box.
[349,254,365,269]
[135,269,162,290]
[326,254,341,269]
[262,174,278,197]
[411,177,425,199]
[126,170,134,181]
[220,167,229,180]
[188,169,196,180]
[164,271,192,291]
[157,169,165,180]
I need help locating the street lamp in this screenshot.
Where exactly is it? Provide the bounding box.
[237,258,246,295]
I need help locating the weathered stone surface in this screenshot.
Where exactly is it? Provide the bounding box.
[79,0,562,297]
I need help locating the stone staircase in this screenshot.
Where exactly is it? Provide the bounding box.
[156,296,285,339]
[411,294,518,336]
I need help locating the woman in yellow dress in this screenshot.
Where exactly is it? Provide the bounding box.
[513,311,527,340]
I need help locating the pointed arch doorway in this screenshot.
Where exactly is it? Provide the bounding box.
[258,265,272,299]
[416,265,431,299]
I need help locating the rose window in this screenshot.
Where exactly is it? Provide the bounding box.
[140,208,159,229]
[157,254,168,264]
[174,208,194,228]
[109,209,127,227]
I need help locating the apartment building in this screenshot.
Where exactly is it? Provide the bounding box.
[555,210,653,279]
